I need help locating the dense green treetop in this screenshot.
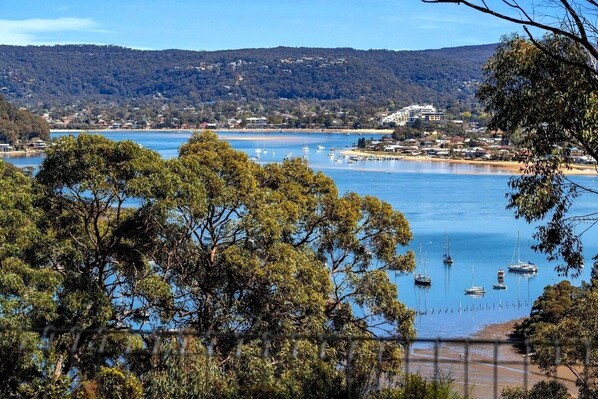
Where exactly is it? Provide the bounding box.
[514,274,598,398]
[477,34,598,276]
[0,95,49,144]
[0,131,417,398]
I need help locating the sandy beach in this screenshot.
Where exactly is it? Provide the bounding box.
[342,149,598,176]
[408,319,579,398]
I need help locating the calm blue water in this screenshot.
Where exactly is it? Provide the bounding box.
[5,130,598,338]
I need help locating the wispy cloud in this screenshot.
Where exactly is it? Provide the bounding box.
[0,17,105,45]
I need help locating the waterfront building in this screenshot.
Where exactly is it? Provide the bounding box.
[381,104,445,126]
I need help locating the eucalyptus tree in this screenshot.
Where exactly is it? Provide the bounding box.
[153,131,415,335]
[422,0,598,277]
[11,131,416,397]
[33,134,176,388]
[0,161,61,396]
[476,34,598,275]
[137,130,416,396]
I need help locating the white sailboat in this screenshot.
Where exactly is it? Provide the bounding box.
[464,265,485,295]
[508,232,538,273]
[414,247,432,286]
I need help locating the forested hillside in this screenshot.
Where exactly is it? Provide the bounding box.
[0,95,49,143]
[0,44,495,107]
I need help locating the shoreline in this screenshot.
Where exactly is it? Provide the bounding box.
[410,318,579,398]
[342,149,598,176]
[50,128,394,135]
[0,149,45,158]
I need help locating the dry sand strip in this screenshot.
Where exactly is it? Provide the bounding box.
[341,149,598,176]
[407,319,579,399]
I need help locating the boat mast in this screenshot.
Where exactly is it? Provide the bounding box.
[517,232,521,263]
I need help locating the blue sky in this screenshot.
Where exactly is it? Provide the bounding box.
[1,0,520,50]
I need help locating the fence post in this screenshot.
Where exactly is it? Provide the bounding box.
[464,339,470,399]
[493,340,499,399]
[523,338,530,392]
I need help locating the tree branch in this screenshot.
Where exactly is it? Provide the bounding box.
[422,0,598,66]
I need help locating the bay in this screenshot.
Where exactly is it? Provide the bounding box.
[6,130,597,338]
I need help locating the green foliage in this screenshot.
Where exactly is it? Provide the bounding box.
[0,160,62,396]
[0,95,49,144]
[368,374,463,399]
[478,34,598,276]
[392,125,423,141]
[0,45,495,108]
[500,380,572,399]
[513,281,581,340]
[35,133,175,329]
[515,280,598,397]
[0,132,418,397]
[74,367,142,399]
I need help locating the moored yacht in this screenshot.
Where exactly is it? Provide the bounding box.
[414,247,431,286]
[508,261,538,273]
[464,264,484,295]
[443,236,454,264]
[414,274,432,286]
[464,286,485,295]
[508,233,538,273]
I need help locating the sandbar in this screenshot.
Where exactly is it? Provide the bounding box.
[342,149,597,176]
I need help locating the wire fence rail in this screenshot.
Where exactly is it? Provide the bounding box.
[7,326,598,399]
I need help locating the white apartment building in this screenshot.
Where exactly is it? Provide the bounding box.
[381,104,444,126]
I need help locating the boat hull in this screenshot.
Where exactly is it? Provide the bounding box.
[508,264,538,273]
[464,287,485,295]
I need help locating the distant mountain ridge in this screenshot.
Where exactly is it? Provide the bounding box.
[0,44,497,107]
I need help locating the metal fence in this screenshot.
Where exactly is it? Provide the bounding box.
[9,326,597,399]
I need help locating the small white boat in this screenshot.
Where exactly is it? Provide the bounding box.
[465,265,484,295]
[508,261,538,273]
[335,159,342,164]
[465,286,486,295]
[317,145,326,150]
[302,145,309,151]
[255,148,262,154]
[492,283,508,290]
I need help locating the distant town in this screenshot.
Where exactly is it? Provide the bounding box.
[2,102,595,167]
[38,102,472,131]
